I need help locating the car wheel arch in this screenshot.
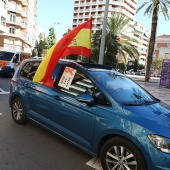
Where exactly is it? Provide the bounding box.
[95,131,150,164]
[10,94,26,108]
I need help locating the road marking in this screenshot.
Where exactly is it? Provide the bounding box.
[0,91,10,94]
[86,157,102,170]
[0,88,9,94]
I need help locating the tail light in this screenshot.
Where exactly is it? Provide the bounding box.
[10,78,14,84]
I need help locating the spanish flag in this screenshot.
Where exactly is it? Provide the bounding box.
[33,18,92,87]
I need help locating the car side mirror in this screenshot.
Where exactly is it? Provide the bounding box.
[76,93,94,106]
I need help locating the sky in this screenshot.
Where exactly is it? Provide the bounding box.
[36,0,170,40]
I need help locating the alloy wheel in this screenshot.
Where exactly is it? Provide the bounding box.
[106,145,137,170]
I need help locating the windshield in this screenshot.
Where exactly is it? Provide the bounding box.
[90,71,157,105]
[0,52,14,61]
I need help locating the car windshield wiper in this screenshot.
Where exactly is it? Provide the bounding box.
[143,100,159,105]
[122,103,144,106]
[122,100,160,106]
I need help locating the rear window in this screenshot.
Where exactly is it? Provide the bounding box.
[20,62,40,80]
[20,61,61,83]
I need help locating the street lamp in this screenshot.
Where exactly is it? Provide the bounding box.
[98,0,110,64]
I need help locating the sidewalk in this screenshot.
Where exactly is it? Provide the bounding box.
[127,75,170,106]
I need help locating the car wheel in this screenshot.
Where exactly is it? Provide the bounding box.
[11,97,27,124]
[9,69,14,78]
[100,137,147,170]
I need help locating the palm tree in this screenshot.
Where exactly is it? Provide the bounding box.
[107,12,139,61]
[91,12,139,67]
[137,0,170,82]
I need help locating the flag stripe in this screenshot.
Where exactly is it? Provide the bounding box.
[68,29,91,48]
[33,44,56,82]
[33,18,92,86]
[61,46,91,58]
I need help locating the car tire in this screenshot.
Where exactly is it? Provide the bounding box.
[100,137,147,170]
[9,69,14,78]
[11,97,27,124]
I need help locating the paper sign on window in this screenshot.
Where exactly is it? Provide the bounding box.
[58,67,77,90]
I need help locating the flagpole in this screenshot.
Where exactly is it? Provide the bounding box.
[98,0,109,64]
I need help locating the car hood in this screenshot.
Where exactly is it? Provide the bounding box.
[122,101,170,137]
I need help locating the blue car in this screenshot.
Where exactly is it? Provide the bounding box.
[9,59,170,170]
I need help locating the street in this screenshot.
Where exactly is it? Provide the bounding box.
[0,75,170,170]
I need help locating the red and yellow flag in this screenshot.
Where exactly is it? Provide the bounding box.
[33,18,92,87]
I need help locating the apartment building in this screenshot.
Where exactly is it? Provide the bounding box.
[0,0,38,56]
[154,34,170,58]
[132,21,150,66]
[72,0,150,66]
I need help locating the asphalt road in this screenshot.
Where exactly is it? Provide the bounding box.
[0,76,94,170]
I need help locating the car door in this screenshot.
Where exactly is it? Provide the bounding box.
[19,61,51,127]
[48,66,97,150]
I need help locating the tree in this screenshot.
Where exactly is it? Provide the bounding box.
[46,27,56,48]
[137,0,170,82]
[152,56,167,75]
[91,12,140,67]
[133,59,139,72]
[37,33,48,57]
[107,12,140,61]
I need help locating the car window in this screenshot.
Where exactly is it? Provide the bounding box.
[55,66,110,106]
[56,67,94,96]
[93,86,110,106]
[20,62,40,80]
[90,71,155,105]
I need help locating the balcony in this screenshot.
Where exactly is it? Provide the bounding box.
[6,7,28,18]
[17,0,29,6]
[20,21,27,29]
[1,32,32,46]
[20,10,28,18]
[0,24,6,33]
[5,20,27,29]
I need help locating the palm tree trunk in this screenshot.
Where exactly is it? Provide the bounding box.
[145,5,159,82]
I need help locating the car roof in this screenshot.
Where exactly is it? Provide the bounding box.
[21,58,121,74]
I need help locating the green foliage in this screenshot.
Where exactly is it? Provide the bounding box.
[36,33,48,56]
[67,54,78,60]
[91,12,140,67]
[152,56,168,74]
[32,28,57,57]
[91,48,100,63]
[107,12,139,60]
[92,30,102,49]
[138,64,144,70]
[46,27,56,48]
[133,59,139,72]
[118,63,126,72]
[31,48,38,57]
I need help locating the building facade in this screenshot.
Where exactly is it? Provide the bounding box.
[72,0,150,67]
[133,21,150,66]
[0,0,38,56]
[154,34,170,59]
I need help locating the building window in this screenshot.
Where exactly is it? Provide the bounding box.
[1,16,6,26]
[2,0,7,8]
[9,27,15,34]
[9,39,15,44]
[10,12,16,22]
